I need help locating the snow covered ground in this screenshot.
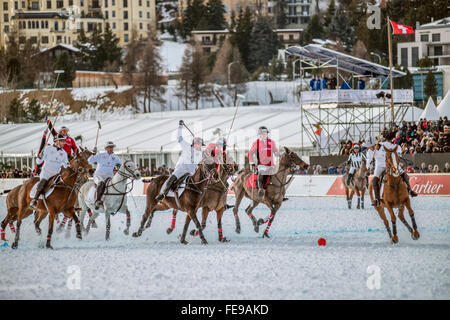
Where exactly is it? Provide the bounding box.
[0,196,449,300]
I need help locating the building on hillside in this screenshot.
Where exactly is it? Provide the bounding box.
[191,28,302,54]
[0,0,157,50]
[397,17,450,68]
[177,0,313,29]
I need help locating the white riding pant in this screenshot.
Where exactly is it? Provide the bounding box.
[39,168,59,181]
[172,163,196,179]
[349,167,356,175]
[374,164,403,178]
[258,165,276,175]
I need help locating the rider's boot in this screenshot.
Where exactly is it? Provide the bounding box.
[95,181,106,210]
[401,172,418,197]
[257,174,266,197]
[30,179,47,209]
[156,174,177,201]
[372,177,380,207]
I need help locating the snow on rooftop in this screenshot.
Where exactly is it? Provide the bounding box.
[419,17,450,29]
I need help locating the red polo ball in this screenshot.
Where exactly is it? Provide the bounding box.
[318,238,326,246]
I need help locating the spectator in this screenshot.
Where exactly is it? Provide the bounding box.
[309,77,316,91]
[313,165,322,175]
[406,165,415,173]
[357,78,366,90]
[419,162,428,173]
[432,164,440,173]
[329,74,337,90]
[321,74,328,90]
[443,162,450,173]
[328,163,337,174]
[427,164,433,172]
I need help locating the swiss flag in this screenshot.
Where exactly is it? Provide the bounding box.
[390,20,414,34]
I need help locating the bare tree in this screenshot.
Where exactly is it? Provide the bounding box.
[136,35,166,113]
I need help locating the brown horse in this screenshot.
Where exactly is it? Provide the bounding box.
[11,150,94,249]
[165,157,238,242]
[0,185,21,241]
[232,147,309,238]
[132,159,217,244]
[369,145,420,243]
[343,160,368,209]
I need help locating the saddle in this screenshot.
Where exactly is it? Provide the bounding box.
[246,173,270,189]
[172,173,190,192]
[29,175,61,199]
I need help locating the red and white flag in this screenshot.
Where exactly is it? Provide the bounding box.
[390,20,414,34]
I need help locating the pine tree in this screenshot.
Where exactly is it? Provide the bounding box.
[54,52,76,88]
[25,99,44,123]
[247,17,282,73]
[324,0,336,26]
[301,15,324,45]
[424,70,437,102]
[7,98,24,123]
[179,0,207,38]
[204,0,227,30]
[101,23,122,71]
[327,8,356,52]
[275,0,288,29]
[229,7,253,71]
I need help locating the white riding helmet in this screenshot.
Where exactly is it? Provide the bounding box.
[105,141,116,149]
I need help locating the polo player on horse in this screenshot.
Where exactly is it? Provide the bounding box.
[368,131,417,207]
[30,134,69,209]
[248,126,280,197]
[155,120,205,201]
[89,141,122,209]
[345,144,366,186]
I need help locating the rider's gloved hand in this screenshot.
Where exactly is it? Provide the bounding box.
[179,120,184,126]
[92,147,97,154]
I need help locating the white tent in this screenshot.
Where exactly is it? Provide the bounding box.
[437,90,450,118]
[419,97,441,120]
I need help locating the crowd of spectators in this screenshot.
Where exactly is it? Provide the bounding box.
[309,74,366,91]
[0,169,33,178]
[139,165,173,177]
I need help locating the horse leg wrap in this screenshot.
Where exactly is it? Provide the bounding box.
[0,229,5,241]
[411,214,417,230]
[218,228,223,240]
[170,215,176,230]
[68,219,73,230]
[9,223,16,233]
[62,216,68,226]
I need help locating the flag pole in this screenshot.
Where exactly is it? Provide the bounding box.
[387,16,395,127]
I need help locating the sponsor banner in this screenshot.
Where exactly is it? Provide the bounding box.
[326,174,450,196]
[2,174,449,197]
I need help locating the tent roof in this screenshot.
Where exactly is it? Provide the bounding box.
[437,90,450,118]
[419,97,441,121]
[0,104,424,156]
[286,44,406,78]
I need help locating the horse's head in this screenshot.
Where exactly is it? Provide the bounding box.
[218,151,238,178]
[75,147,95,175]
[199,153,218,180]
[69,152,94,177]
[280,147,309,173]
[118,160,142,181]
[384,145,400,177]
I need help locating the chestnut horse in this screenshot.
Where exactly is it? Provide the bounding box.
[369,145,420,243]
[343,160,368,209]
[232,147,309,238]
[132,158,217,244]
[11,151,93,249]
[1,149,93,243]
[165,156,237,242]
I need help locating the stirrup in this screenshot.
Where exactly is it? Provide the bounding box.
[156,193,165,201]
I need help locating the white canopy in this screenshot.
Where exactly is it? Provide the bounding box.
[437,90,450,118]
[418,97,441,121]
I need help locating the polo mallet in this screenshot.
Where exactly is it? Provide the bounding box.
[94,121,102,151]
[181,121,195,137]
[40,70,65,157]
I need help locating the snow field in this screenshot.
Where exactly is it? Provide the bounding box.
[0,196,449,300]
